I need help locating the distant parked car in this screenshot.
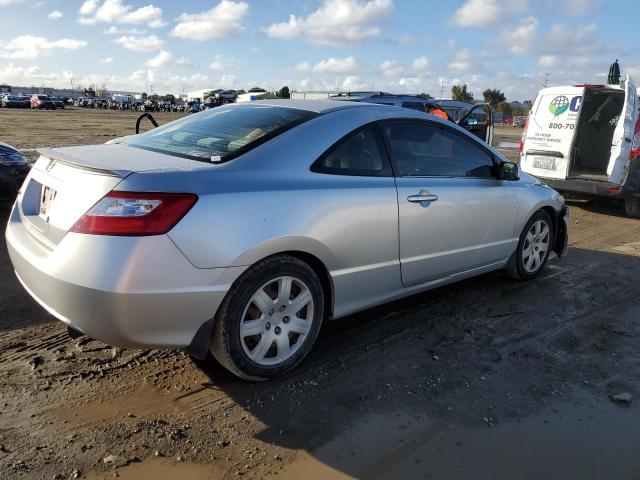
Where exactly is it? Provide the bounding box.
[0,142,30,197]
[50,97,65,109]
[30,95,56,110]
[1,94,29,108]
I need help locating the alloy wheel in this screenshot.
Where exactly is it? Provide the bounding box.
[239,276,314,366]
[522,219,550,273]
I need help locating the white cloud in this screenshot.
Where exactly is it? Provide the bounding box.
[171,0,249,41]
[501,16,538,54]
[452,0,527,27]
[263,0,393,47]
[538,55,558,68]
[379,59,403,77]
[79,0,99,15]
[79,0,165,28]
[47,10,63,20]
[219,74,237,89]
[145,50,190,68]
[313,56,361,75]
[412,56,429,72]
[114,34,163,52]
[103,25,147,35]
[0,35,87,59]
[448,49,472,73]
[0,0,23,5]
[262,14,302,39]
[292,61,312,73]
[342,76,368,91]
[101,57,114,64]
[209,54,236,71]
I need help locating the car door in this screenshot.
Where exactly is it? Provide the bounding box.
[608,74,638,185]
[458,103,493,145]
[382,120,517,287]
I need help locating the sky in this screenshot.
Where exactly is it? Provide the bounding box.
[0,0,638,101]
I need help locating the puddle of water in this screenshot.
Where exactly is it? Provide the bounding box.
[86,457,220,480]
[278,398,640,480]
[498,141,520,149]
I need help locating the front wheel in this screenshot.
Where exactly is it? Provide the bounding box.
[624,198,640,218]
[210,255,324,381]
[508,210,554,280]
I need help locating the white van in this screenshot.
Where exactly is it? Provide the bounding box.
[520,75,640,216]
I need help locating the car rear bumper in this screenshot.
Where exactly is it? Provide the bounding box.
[6,205,246,349]
[541,178,621,198]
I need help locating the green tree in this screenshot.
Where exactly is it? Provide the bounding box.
[451,84,473,102]
[236,89,246,95]
[141,92,148,99]
[276,86,291,99]
[248,87,266,93]
[496,101,512,116]
[482,88,506,108]
[418,92,433,100]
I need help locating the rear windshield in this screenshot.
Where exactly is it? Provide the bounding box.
[124,104,317,162]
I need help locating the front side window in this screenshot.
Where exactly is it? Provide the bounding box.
[312,126,390,176]
[383,122,495,177]
[123,105,316,162]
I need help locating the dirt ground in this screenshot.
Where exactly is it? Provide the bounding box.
[1,109,640,479]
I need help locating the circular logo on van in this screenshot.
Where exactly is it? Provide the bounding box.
[549,96,570,117]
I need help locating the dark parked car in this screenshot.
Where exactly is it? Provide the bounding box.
[1,95,29,108]
[0,142,30,198]
[31,94,56,110]
[50,97,65,109]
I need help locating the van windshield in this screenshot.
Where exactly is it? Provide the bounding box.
[124,104,316,162]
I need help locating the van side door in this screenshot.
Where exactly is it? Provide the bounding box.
[609,74,638,184]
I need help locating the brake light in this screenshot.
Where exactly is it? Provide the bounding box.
[71,191,197,236]
[630,119,640,162]
[520,115,530,154]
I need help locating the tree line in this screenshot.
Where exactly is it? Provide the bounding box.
[450,84,531,116]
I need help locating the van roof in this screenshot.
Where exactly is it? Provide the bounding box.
[538,84,623,96]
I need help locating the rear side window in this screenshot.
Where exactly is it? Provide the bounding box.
[402,102,426,112]
[312,126,391,176]
[383,122,495,177]
[123,105,316,162]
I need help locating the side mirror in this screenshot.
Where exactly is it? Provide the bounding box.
[498,161,519,181]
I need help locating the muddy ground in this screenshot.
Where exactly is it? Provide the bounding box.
[1,109,640,479]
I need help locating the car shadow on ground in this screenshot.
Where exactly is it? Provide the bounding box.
[193,246,640,478]
[566,197,634,219]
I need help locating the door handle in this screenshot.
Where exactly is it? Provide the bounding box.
[407,194,438,203]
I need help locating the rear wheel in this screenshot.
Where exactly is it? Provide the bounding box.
[509,210,554,280]
[210,255,324,381]
[624,198,640,218]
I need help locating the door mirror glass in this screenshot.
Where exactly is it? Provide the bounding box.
[499,161,519,180]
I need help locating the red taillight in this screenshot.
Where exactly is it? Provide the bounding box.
[607,187,621,193]
[630,119,640,162]
[71,191,197,236]
[519,115,530,154]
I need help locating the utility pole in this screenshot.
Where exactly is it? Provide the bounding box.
[439,79,447,99]
[70,78,74,90]
[542,72,550,88]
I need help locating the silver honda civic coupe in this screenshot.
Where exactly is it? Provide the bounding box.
[6,99,568,380]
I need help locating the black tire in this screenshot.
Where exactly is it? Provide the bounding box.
[211,255,324,381]
[508,210,554,281]
[624,198,640,218]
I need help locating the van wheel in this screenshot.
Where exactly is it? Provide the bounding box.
[508,210,554,281]
[210,255,324,381]
[624,198,640,218]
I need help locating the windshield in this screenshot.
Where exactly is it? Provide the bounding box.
[124,104,316,162]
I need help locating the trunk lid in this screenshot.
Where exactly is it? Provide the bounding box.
[15,144,212,248]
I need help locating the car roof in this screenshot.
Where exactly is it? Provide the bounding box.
[235,98,387,114]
